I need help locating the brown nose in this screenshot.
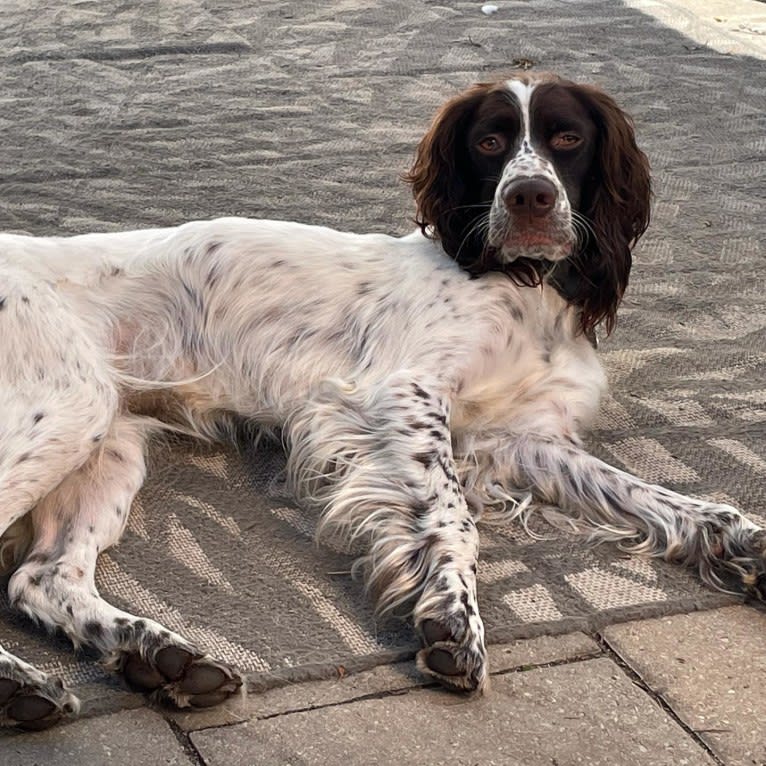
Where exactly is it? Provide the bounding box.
[503,178,558,218]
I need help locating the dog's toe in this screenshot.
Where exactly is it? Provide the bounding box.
[7,694,58,727]
[122,653,166,691]
[155,646,193,681]
[117,646,242,710]
[423,647,462,676]
[189,690,231,708]
[0,672,79,731]
[0,679,21,705]
[178,663,227,695]
[420,619,454,645]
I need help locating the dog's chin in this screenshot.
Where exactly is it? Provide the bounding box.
[495,234,574,264]
[487,214,575,264]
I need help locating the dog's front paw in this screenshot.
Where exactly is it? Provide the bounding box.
[708,527,766,600]
[414,586,488,694]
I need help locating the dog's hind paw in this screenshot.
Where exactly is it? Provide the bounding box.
[0,666,79,731]
[117,646,243,709]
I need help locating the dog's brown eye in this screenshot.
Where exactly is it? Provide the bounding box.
[477,134,507,155]
[551,132,582,150]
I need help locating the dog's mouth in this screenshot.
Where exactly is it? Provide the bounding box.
[507,231,564,248]
[493,228,575,263]
[487,204,574,263]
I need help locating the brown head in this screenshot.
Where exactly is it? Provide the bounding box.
[404,73,652,334]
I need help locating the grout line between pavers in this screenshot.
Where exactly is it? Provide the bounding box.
[490,649,605,679]
[596,633,726,766]
[164,715,208,766]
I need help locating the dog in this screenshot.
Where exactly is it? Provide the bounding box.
[1,72,763,730]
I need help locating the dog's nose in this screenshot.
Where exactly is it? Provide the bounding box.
[503,178,558,218]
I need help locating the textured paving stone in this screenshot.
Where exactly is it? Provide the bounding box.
[623,0,766,57]
[167,632,601,731]
[1,708,190,765]
[190,658,713,766]
[486,631,601,673]
[603,605,766,766]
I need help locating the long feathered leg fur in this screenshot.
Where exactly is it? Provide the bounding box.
[286,373,487,692]
[464,436,766,599]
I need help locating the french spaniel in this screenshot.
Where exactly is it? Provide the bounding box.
[1,73,761,730]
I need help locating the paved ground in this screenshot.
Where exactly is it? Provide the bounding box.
[1,0,765,763]
[4,607,765,765]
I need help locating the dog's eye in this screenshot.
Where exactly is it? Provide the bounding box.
[477,134,507,155]
[550,132,582,150]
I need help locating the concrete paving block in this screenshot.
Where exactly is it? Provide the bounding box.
[169,632,601,732]
[1,708,190,766]
[603,605,766,766]
[167,662,419,732]
[75,681,147,719]
[190,657,713,766]
[487,631,601,673]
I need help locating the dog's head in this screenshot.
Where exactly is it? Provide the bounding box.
[405,73,651,334]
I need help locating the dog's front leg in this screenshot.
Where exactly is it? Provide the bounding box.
[287,374,487,693]
[481,435,766,598]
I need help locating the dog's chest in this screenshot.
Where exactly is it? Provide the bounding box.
[451,286,606,437]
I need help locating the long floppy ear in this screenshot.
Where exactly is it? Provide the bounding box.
[567,85,652,335]
[404,84,492,265]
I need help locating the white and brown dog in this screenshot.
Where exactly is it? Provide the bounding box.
[0,73,762,730]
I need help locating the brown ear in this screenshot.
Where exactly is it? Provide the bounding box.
[568,85,652,335]
[404,84,492,265]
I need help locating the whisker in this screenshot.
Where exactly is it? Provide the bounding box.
[446,201,493,214]
[455,211,491,261]
[570,211,598,252]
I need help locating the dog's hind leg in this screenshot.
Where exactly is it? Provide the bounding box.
[287,374,487,693]
[0,646,79,731]
[1,270,118,729]
[8,414,243,713]
[0,270,119,549]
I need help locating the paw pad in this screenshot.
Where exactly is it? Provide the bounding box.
[424,648,462,676]
[0,674,79,731]
[118,646,242,709]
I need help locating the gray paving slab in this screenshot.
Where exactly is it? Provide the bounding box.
[190,657,714,766]
[74,681,146,719]
[167,632,601,731]
[4,0,250,61]
[487,631,602,673]
[603,605,766,766]
[1,708,190,766]
[167,633,601,731]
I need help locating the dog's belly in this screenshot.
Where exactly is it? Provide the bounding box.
[94,220,484,421]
